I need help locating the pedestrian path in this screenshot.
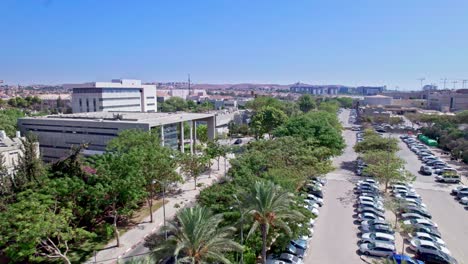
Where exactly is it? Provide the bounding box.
[86,157,231,264]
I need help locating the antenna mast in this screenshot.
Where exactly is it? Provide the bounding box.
[188,74,191,95]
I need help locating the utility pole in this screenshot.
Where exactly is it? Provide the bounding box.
[188,74,191,95]
[417,78,425,90]
[441,78,448,89]
[461,79,468,89]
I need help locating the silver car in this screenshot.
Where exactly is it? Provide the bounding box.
[359,242,396,257]
[361,232,395,244]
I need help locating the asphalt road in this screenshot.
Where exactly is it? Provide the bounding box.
[305,109,364,264]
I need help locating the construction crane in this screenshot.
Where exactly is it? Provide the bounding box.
[440,78,448,89]
[461,79,468,89]
[417,78,425,90]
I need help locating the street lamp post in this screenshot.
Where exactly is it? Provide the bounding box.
[233,195,244,264]
[153,179,168,240]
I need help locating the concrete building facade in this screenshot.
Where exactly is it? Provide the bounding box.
[0,130,23,174]
[290,83,339,95]
[426,89,468,112]
[65,79,157,113]
[363,95,393,106]
[18,112,216,162]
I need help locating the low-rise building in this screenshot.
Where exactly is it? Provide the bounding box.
[426,89,468,112]
[18,112,216,162]
[289,83,338,95]
[363,95,393,106]
[0,130,23,174]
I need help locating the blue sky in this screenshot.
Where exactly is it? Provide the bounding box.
[1,0,467,90]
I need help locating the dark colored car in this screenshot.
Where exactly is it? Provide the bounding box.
[416,248,458,264]
[419,166,432,176]
[284,242,305,258]
[387,254,424,264]
[233,138,243,145]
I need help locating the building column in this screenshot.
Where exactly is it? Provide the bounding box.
[160,125,165,147]
[193,120,197,148]
[207,116,216,140]
[189,121,194,154]
[180,121,185,153]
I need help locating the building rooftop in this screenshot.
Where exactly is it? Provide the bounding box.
[23,112,215,127]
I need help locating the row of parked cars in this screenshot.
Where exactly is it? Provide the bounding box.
[401,135,461,184]
[451,185,468,208]
[354,179,399,259]
[266,177,326,264]
[353,179,458,263]
[392,182,458,264]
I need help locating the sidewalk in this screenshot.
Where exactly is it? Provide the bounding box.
[86,156,231,264]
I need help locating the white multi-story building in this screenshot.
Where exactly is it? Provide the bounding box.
[65,79,157,113]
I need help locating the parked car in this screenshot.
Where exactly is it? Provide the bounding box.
[459,196,468,205]
[306,195,324,206]
[277,253,303,264]
[415,248,458,264]
[400,206,432,219]
[291,239,308,250]
[359,242,396,257]
[451,186,468,195]
[435,174,461,184]
[358,212,385,222]
[359,208,385,217]
[361,232,395,244]
[419,166,432,175]
[456,190,468,199]
[410,232,446,247]
[284,243,305,258]
[403,219,438,229]
[361,224,394,234]
[401,213,428,221]
[435,167,457,175]
[410,239,451,256]
[360,219,389,229]
[387,254,424,264]
[412,226,442,239]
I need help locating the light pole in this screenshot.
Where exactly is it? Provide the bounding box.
[153,179,168,240]
[233,195,244,264]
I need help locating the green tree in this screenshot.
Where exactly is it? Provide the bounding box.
[243,181,303,264]
[274,111,345,156]
[354,130,399,153]
[179,153,207,189]
[205,140,224,170]
[245,96,284,112]
[0,108,25,137]
[13,133,45,192]
[251,106,287,139]
[150,206,242,264]
[362,151,414,191]
[94,153,145,247]
[317,100,339,113]
[160,97,188,112]
[297,94,316,113]
[0,191,94,264]
[197,124,208,143]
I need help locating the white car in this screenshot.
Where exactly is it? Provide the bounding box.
[359,242,396,257]
[460,196,468,205]
[361,232,395,244]
[409,239,451,255]
[304,199,320,208]
[451,186,468,195]
[358,196,383,203]
[307,195,324,206]
[403,199,427,209]
[360,219,389,228]
[409,232,446,247]
[401,213,428,220]
[358,179,378,185]
[359,212,385,222]
[358,201,384,211]
[403,219,438,228]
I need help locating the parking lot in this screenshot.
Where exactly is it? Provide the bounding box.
[306,109,468,264]
[305,109,364,264]
[396,134,468,262]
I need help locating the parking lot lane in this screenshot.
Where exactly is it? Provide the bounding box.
[305,179,363,264]
[416,189,468,263]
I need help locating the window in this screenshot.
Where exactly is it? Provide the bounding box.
[86,99,89,112]
[93,98,97,111]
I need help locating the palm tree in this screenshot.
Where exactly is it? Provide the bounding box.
[150,205,242,264]
[243,181,303,264]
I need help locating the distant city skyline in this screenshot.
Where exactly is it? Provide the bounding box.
[1,0,468,90]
